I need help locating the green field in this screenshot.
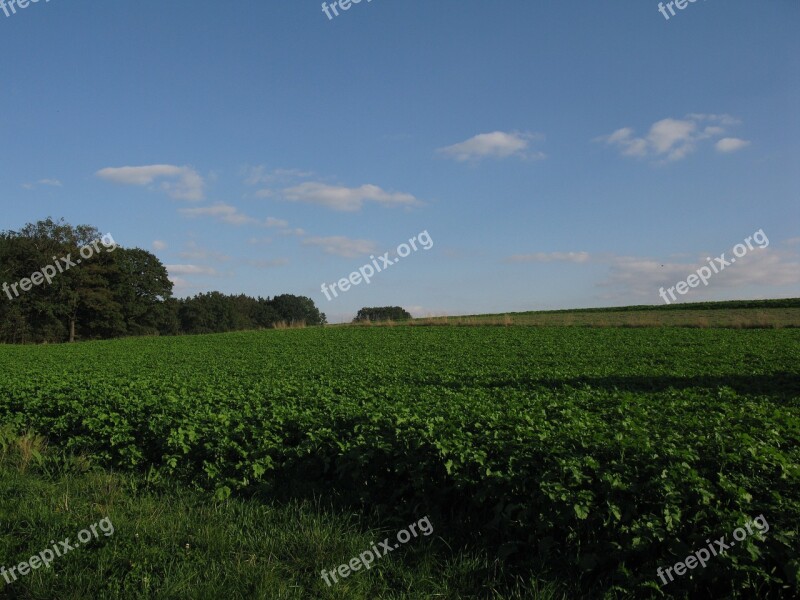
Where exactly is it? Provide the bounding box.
[1,325,799,598]
[393,299,800,329]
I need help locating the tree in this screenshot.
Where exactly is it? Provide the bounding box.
[0,218,117,342]
[253,298,282,329]
[0,218,172,343]
[353,306,412,323]
[112,248,174,336]
[177,292,236,334]
[269,294,327,326]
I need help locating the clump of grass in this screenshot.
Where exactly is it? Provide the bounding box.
[273,320,307,330]
[0,425,47,473]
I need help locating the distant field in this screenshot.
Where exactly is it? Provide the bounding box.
[397,298,800,328]
[1,325,798,597]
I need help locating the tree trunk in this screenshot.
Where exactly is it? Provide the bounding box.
[69,317,75,343]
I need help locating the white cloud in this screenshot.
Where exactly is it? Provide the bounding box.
[597,247,800,301]
[282,182,421,212]
[686,113,740,126]
[179,203,257,226]
[507,251,591,263]
[265,217,289,228]
[403,305,450,318]
[164,264,219,276]
[507,242,799,302]
[179,203,287,228]
[302,236,378,258]
[153,240,168,251]
[648,119,697,157]
[22,179,63,190]
[247,237,273,245]
[715,137,750,153]
[280,228,306,237]
[597,114,748,162]
[438,131,545,162]
[96,165,205,201]
[244,258,289,269]
[703,126,726,137]
[243,166,313,186]
[169,277,192,293]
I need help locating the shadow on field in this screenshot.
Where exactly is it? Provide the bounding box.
[445,373,800,399]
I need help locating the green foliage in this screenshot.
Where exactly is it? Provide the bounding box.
[113,248,175,336]
[0,218,327,343]
[354,306,412,322]
[176,292,326,334]
[0,218,167,343]
[269,293,327,326]
[1,435,553,599]
[0,327,798,597]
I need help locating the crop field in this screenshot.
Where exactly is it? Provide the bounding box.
[1,326,798,598]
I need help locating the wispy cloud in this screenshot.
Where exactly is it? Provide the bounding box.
[152,240,168,251]
[22,178,63,190]
[506,241,800,302]
[596,114,749,162]
[716,137,751,153]
[96,164,205,200]
[247,237,273,245]
[438,131,545,162]
[164,264,220,276]
[178,241,230,262]
[244,258,289,269]
[280,228,306,236]
[179,202,289,228]
[265,217,289,228]
[598,247,800,301]
[507,251,591,263]
[282,182,422,212]
[179,203,257,225]
[302,235,378,258]
[243,166,313,186]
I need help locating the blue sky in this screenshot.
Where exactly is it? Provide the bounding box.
[1,0,798,322]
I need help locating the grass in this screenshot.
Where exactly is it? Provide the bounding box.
[0,428,563,600]
[387,298,800,328]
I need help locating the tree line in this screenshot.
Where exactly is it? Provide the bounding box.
[0,218,326,344]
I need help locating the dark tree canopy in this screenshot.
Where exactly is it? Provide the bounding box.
[353,306,412,323]
[0,218,326,343]
[175,293,325,335]
[1,218,127,342]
